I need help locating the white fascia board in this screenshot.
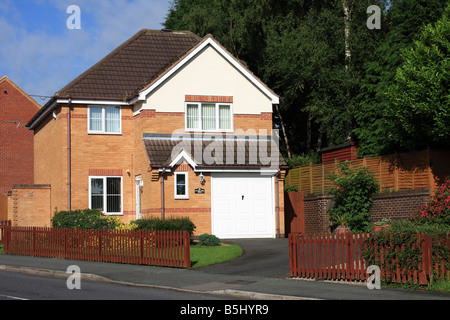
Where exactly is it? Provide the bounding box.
[28,98,134,129]
[168,150,197,169]
[27,99,58,129]
[137,38,280,104]
[195,168,278,174]
[56,99,130,106]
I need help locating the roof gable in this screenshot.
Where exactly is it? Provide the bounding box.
[0,76,41,110]
[137,35,279,104]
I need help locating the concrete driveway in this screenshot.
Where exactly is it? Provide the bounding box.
[198,238,290,278]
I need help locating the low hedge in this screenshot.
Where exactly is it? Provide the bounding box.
[133,217,196,238]
[198,233,221,246]
[51,209,120,230]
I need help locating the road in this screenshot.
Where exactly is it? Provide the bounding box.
[0,270,226,300]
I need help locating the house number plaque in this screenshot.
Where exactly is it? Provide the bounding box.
[195,188,205,194]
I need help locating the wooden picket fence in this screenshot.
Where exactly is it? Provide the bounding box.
[2,225,190,268]
[289,232,450,285]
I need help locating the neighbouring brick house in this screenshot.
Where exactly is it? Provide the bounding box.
[0,76,41,194]
[26,30,288,238]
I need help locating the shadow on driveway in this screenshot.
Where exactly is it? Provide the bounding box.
[197,238,290,278]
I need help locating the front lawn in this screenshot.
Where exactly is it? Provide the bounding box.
[190,243,242,269]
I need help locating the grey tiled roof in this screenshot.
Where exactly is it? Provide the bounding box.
[143,133,287,169]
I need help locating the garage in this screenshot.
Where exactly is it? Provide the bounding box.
[211,173,275,239]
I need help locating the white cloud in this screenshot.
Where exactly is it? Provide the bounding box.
[0,0,171,105]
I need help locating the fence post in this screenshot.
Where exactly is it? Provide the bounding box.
[98,230,102,262]
[32,227,36,256]
[183,231,190,268]
[346,231,353,281]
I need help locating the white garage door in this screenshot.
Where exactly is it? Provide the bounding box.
[212,174,275,239]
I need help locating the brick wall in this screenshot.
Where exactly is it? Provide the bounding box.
[10,185,51,227]
[304,194,333,234]
[0,77,41,194]
[299,189,431,234]
[370,189,430,222]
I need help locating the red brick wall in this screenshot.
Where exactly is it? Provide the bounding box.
[0,78,41,194]
[297,189,430,234]
[370,189,430,222]
[10,185,52,227]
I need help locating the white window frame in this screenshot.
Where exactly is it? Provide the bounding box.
[185,102,233,132]
[87,106,122,134]
[89,176,123,215]
[174,172,189,199]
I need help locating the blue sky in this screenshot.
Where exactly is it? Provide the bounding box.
[0,0,172,105]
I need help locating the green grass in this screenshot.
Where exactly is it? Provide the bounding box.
[0,244,3,254]
[190,243,242,269]
[428,280,450,293]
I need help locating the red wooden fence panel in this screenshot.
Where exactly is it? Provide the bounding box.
[289,232,449,285]
[3,227,191,268]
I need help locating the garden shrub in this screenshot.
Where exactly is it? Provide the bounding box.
[198,234,221,246]
[51,209,120,229]
[410,177,450,226]
[133,217,196,238]
[327,161,379,232]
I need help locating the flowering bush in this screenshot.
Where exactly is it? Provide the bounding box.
[411,177,450,225]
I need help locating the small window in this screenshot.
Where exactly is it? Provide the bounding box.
[89,176,123,214]
[88,106,121,134]
[174,172,188,199]
[185,103,232,132]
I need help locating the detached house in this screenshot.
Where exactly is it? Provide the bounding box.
[26,29,287,239]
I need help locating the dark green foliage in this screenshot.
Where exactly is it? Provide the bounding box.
[198,233,221,246]
[356,0,449,156]
[164,0,450,158]
[327,162,380,232]
[51,209,118,230]
[133,217,196,237]
[363,220,449,286]
[386,5,450,151]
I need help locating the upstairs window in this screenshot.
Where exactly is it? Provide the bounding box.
[88,106,121,134]
[185,103,232,132]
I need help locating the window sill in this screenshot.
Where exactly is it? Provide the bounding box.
[185,129,234,133]
[88,132,122,135]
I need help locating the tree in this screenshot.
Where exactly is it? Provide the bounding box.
[355,0,449,156]
[385,5,450,150]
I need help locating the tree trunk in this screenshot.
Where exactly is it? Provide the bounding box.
[342,0,353,71]
[274,104,291,158]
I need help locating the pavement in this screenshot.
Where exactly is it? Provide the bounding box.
[1,238,449,300]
